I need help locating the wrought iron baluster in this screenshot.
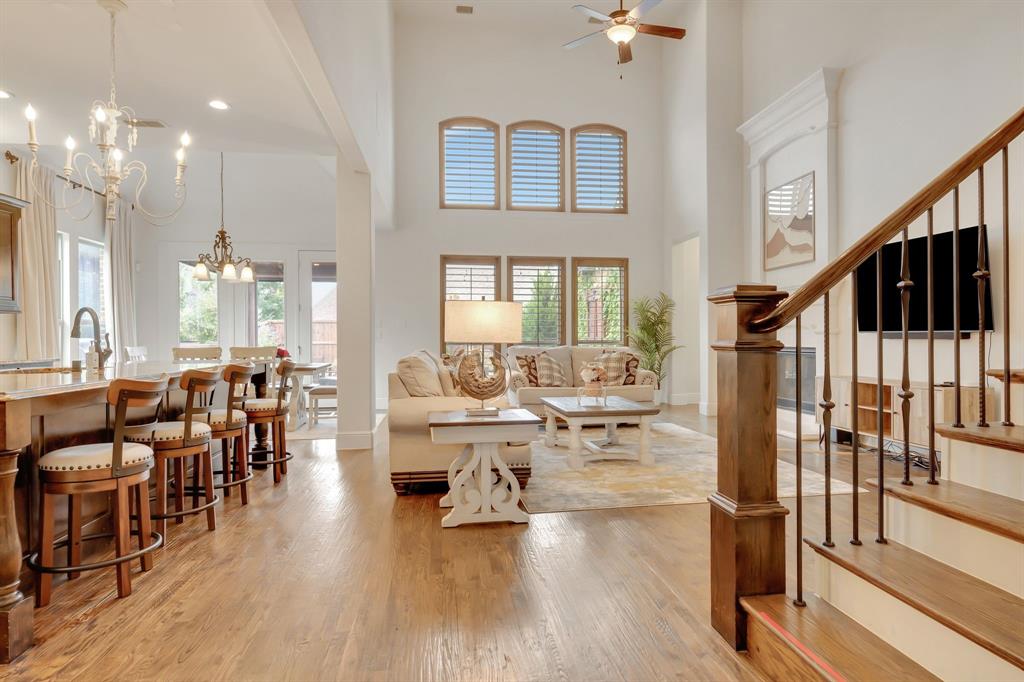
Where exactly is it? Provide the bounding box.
[953,186,963,427]
[794,315,806,607]
[927,208,937,484]
[850,272,861,545]
[898,227,915,486]
[876,249,886,543]
[1001,147,1014,426]
[976,165,990,427]
[821,293,835,547]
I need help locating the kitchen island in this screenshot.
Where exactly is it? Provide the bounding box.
[0,360,271,662]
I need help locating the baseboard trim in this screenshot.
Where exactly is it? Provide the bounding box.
[670,392,699,405]
[699,401,717,416]
[336,431,374,450]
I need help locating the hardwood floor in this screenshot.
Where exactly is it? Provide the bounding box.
[7,406,899,681]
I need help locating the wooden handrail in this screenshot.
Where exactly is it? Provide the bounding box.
[751,106,1024,333]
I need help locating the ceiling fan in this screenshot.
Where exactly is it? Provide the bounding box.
[563,0,685,65]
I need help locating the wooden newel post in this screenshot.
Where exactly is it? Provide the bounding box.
[708,284,789,649]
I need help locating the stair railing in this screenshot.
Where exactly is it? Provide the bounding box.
[709,106,1022,648]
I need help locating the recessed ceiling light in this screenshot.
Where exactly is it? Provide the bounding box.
[208,99,230,110]
[0,90,13,99]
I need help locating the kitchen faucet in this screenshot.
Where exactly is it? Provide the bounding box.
[70,307,113,370]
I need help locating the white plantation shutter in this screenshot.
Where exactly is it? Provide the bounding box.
[441,255,500,353]
[572,125,627,213]
[440,118,499,208]
[509,258,565,345]
[508,122,564,210]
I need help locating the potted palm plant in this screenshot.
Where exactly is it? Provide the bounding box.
[628,292,682,403]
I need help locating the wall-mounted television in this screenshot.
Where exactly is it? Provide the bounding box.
[855,224,993,334]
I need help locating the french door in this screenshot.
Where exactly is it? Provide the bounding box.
[298,251,337,375]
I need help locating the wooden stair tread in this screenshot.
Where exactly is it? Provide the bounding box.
[805,537,1024,669]
[987,368,1024,384]
[936,423,1024,453]
[866,477,1024,542]
[741,593,939,681]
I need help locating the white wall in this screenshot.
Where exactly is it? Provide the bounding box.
[374,12,668,405]
[132,149,336,359]
[670,236,700,404]
[740,0,1024,389]
[294,0,395,228]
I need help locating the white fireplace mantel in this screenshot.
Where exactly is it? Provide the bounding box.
[738,67,844,290]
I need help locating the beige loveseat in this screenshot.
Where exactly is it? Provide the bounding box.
[506,345,657,417]
[387,373,532,495]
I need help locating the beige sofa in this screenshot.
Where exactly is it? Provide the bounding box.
[387,373,532,495]
[506,345,657,417]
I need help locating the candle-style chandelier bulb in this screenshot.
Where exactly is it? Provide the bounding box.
[22,0,188,226]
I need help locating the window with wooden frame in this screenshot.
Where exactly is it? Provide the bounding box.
[440,255,501,354]
[571,124,627,213]
[439,117,500,209]
[506,121,564,211]
[572,257,628,346]
[507,257,566,346]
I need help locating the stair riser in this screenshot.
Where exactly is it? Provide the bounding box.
[941,437,1024,500]
[816,561,1024,681]
[746,616,825,682]
[885,496,1024,597]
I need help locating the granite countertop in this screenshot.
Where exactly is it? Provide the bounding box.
[0,361,240,401]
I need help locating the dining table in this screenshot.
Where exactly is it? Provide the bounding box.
[286,362,333,431]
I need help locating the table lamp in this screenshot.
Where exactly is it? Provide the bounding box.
[444,300,522,417]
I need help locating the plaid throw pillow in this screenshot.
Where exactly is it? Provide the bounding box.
[535,352,570,387]
[595,351,641,386]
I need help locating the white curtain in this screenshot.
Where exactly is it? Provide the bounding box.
[107,199,137,358]
[13,162,60,361]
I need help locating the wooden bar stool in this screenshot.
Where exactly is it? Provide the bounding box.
[244,359,295,484]
[127,368,221,544]
[177,363,254,504]
[30,376,167,607]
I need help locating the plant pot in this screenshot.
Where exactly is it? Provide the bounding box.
[653,386,666,405]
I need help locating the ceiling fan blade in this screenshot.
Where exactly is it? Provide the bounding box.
[573,4,611,22]
[563,29,606,50]
[628,0,661,19]
[618,41,633,64]
[637,23,686,39]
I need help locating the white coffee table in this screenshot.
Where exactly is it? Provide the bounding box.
[428,409,541,528]
[540,396,660,470]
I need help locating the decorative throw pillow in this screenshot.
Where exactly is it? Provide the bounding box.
[515,354,540,387]
[535,352,570,387]
[595,351,641,386]
[396,353,444,397]
[419,349,461,397]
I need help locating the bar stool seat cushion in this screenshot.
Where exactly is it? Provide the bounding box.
[243,398,284,412]
[39,442,154,472]
[309,385,336,397]
[124,421,212,444]
[175,409,247,428]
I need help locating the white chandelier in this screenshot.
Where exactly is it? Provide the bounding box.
[23,0,189,225]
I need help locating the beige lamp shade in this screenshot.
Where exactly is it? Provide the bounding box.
[444,300,522,344]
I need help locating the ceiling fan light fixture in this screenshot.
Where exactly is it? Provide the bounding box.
[606,23,637,44]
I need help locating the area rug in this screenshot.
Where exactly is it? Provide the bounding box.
[520,422,857,513]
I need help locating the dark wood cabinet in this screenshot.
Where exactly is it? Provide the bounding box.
[0,194,28,314]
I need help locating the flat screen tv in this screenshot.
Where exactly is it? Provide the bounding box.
[856,224,993,334]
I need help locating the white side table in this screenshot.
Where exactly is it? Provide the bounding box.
[428,409,541,528]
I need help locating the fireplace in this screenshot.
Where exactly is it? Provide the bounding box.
[777,346,816,414]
